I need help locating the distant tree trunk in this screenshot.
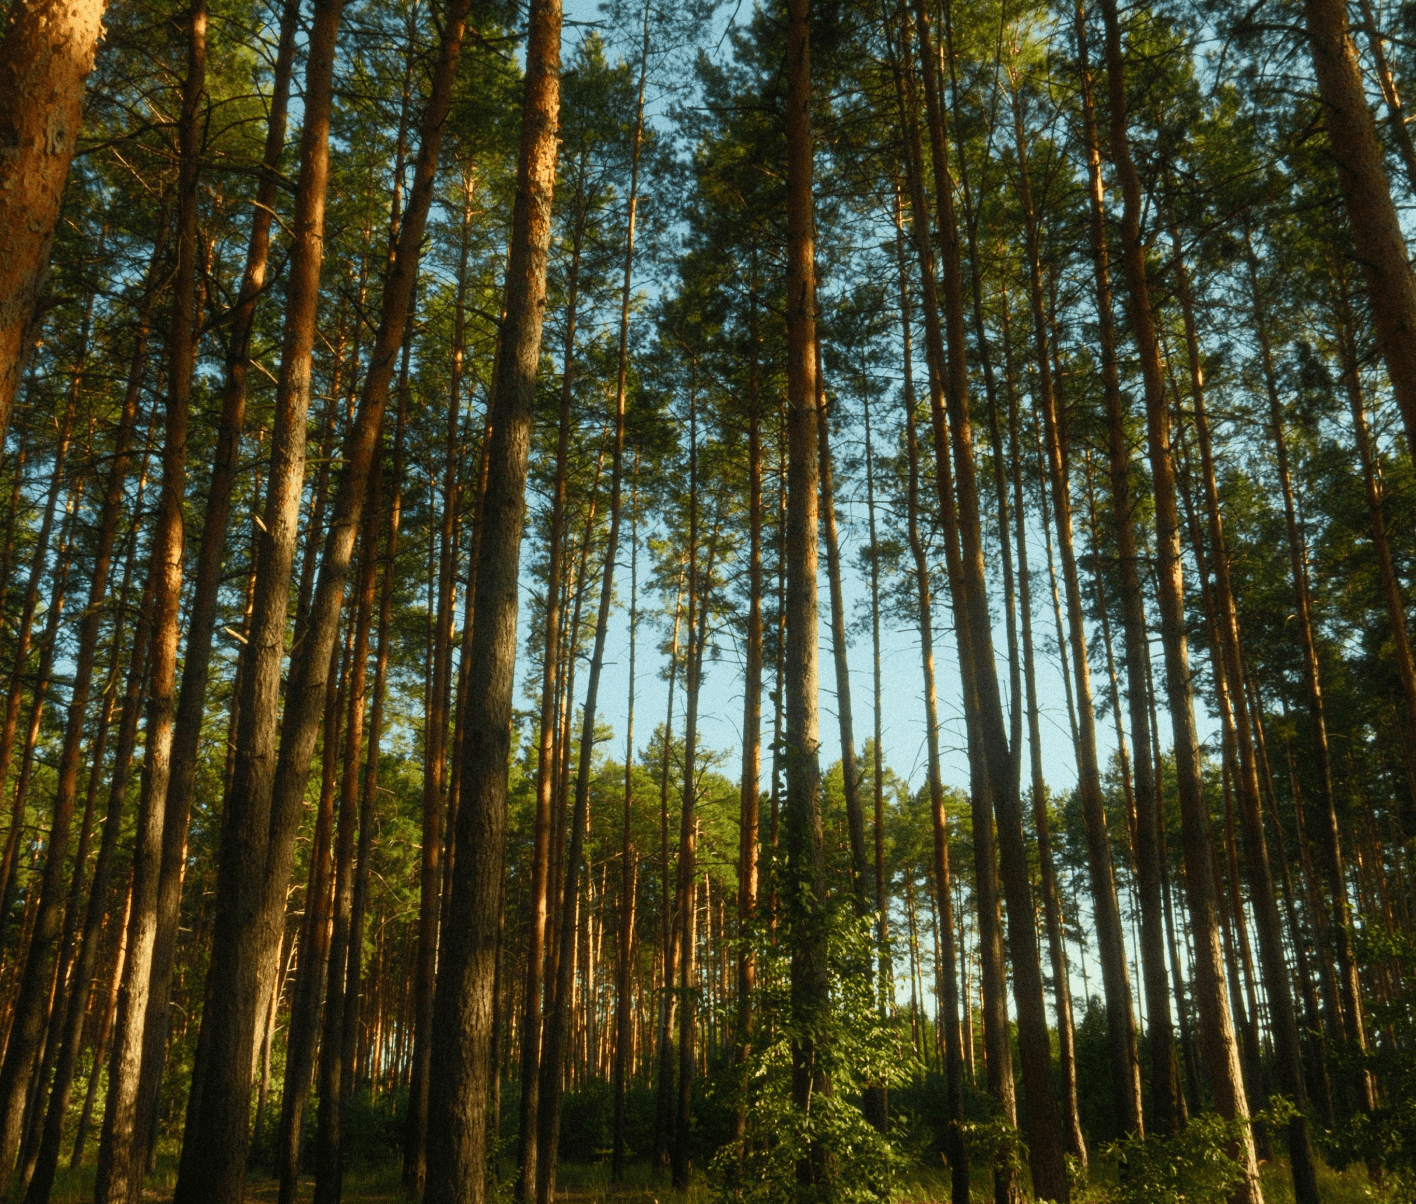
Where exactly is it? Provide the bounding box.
[0,0,110,439]
[1010,81,1143,1140]
[998,298,1085,1165]
[895,200,968,1204]
[911,1,1066,1193]
[816,364,871,920]
[1096,3,1260,1196]
[86,7,204,1195]
[136,1,301,1176]
[423,3,561,1200]
[782,1,830,1192]
[1069,6,1179,1134]
[173,0,471,1194]
[651,577,684,1178]
[1246,239,1373,1119]
[1303,0,1416,463]
[611,462,641,1182]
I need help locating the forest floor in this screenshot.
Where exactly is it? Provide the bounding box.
[39,1150,1396,1203]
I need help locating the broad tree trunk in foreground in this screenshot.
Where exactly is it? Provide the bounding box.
[0,0,110,440]
[423,4,561,1200]
[1097,4,1260,1199]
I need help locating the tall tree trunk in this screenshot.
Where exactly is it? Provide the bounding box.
[0,0,110,439]
[1069,1,1180,1133]
[1096,3,1260,1196]
[535,132,639,1204]
[136,2,302,1174]
[611,461,641,1182]
[173,0,472,1194]
[998,295,1085,1165]
[911,1,1066,1193]
[1009,81,1143,1140]
[513,172,586,1204]
[895,200,968,1204]
[423,3,561,1199]
[782,1,830,1192]
[1302,0,1416,462]
[1177,237,1318,1200]
[85,8,204,1195]
[1246,239,1373,1116]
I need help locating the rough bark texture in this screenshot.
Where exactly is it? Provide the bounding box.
[1303,0,1416,463]
[1097,3,1260,1198]
[782,2,829,1192]
[423,4,561,1200]
[0,0,109,439]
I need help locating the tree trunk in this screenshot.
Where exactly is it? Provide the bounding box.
[895,200,968,1203]
[423,4,561,1200]
[86,9,204,1195]
[1303,0,1416,463]
[911,2,1066,1193]
[1096,3,1260,1196]
[782,1,830,1192]
[173,0,472,1194]
[1010,82,1142,1139]
[0,0,110,439]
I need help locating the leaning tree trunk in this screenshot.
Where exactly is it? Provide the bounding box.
[0,0,110,440]
[911,1,1067,1194]
[1011,84,1143,1140]
[171,0,472,1195]
[423,3,561,1200]
[1069,3,1180,1133]
[1303,0,1416,466]
[1096,3,1260,1198]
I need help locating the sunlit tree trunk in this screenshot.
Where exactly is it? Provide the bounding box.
[423,4,561,1199]
[1096,3,1260,1196]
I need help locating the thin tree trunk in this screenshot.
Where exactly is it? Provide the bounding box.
[895,199,968,1204]
[86,9,205,1195]
[1246,239,1373,1116]
[1010,82,1142,1139]
[424,4,561,1199]
[1096,3,1260,1195]
[911,1,1066,1192]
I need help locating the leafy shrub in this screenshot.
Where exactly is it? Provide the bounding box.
[710,904,919,1204]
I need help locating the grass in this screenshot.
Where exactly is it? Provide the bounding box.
[32,1147,1409,1203]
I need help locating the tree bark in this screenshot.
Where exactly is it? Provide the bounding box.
[423,3,561,1199]
[782,1,829,1192]
[1303,0,1416,463]
[0,0,110,439]
[1096,3,1260,1196]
